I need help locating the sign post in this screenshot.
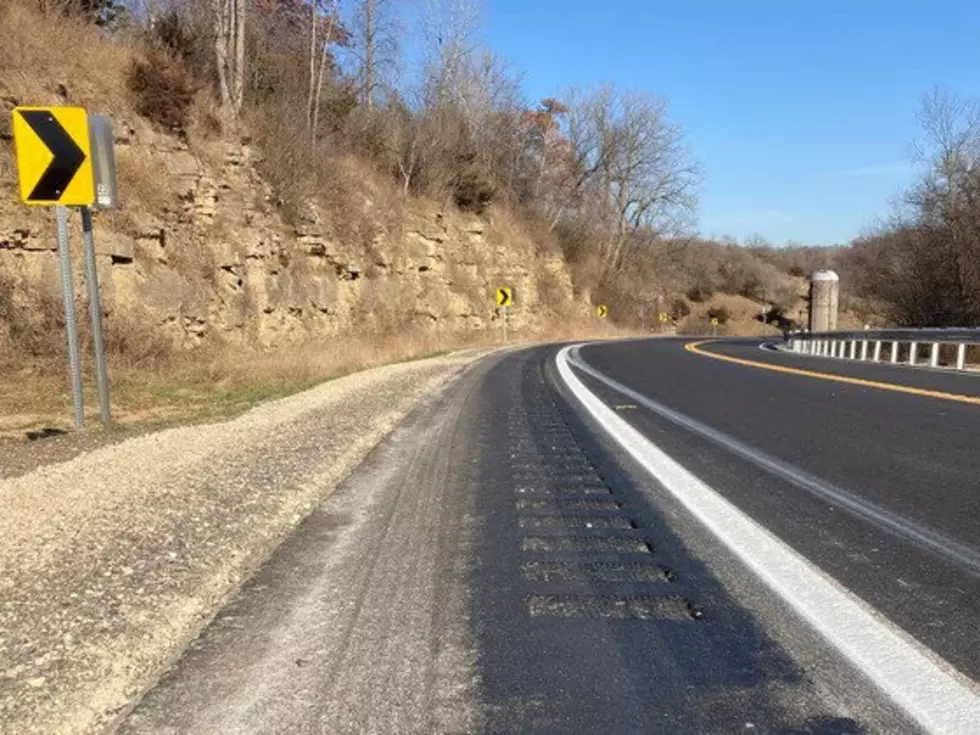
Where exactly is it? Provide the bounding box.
[595,304,609,337]
[711,317,719,337]
[55,205,85,428]
[83,115,118,423]
[496,286,513,343]
[81,207,110,423]
[13,106,116,428]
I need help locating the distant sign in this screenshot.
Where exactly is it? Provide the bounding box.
[496,287,513,307]
[711,317,719,326]
[658,312,669,323]
[596,304,609,319]
[12,106,94,206]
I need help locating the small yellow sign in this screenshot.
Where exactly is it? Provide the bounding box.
[711,317,719,326]
[12,106,94,206]
[496,287,513,307]
[596,304,609,319]
[658,312,669,323]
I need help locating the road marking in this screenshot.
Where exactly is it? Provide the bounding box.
[564,348,980,579]
[557,345,980,734]
[686,341,980,407]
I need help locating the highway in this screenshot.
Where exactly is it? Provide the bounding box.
[118,340,980,734]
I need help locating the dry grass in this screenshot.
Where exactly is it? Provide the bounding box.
[677,293,784,338]
[0,0,134,114]
[126,50,195,131]
[0,312,646,437]
[0,328,492,436]
[114,147,177,217]
[489,206,562,259]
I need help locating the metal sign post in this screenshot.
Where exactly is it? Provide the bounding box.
[13,106,119,428]
[595,305,609,338]
[495,287,513,344]
[56,205,85,428]
[81,206,110,423]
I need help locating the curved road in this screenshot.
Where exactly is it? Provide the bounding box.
[117,339,980,734]
[578,338,980,684]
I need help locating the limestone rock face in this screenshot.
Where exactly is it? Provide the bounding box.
[0,120,577,351]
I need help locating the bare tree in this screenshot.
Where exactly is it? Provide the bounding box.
[420,0,481,108]
[308,0,342,144]
[909,87,980,321]
[843,88,980,326]
[536,86,613,231]
[345,0,400,111]
[538,86,699,276]
[213,0,246,116]
[601,91,700,272]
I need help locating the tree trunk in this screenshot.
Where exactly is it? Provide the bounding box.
[364,0,374,111]
[213,0,232,110]
[311,2,338,149]
[307,0,318,128]
[214,0,246,117]
[231,0,246,114]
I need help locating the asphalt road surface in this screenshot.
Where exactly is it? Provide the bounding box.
[118,340,980,734]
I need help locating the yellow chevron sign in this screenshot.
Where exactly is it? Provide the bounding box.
[596,305,609,319]
[496,287,513,307]
[12,106,94,206]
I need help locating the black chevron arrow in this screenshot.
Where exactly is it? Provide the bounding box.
[20,110,86,202]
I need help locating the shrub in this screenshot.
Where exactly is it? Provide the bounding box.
[670,297,691,319]
[127,51,195,132]
[102,311,175,370]
[0,274,65,361]
[151,9,201,65]
[441,142,497,214]
[452,157,496,214]
[686,284,712,302]
[706,306,731,324]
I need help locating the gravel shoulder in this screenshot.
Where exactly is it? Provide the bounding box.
[0,349,489,735]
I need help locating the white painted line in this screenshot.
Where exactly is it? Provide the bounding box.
[569,348,980,577]
[556,345,980,734]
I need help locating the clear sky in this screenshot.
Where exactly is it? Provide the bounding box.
[480,0,980,245]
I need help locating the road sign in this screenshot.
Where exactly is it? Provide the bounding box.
[89,115,118,210]
[12,106,94,206]
[496,287,513,307]
[711,317,719,326]
[658,312,669,323]
[596,305,609,319]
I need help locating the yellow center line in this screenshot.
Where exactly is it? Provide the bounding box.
[684,340,980,407]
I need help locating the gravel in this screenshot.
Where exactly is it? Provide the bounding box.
[0,349,486,735]
[0,428,148,481]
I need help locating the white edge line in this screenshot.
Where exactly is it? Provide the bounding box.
[555,344,980,735]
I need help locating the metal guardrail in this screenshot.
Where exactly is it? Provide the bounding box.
[784,329,980,371]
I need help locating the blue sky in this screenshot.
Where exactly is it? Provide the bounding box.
[480,0,980,245]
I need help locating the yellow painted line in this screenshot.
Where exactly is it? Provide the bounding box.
[685,340,980,407]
